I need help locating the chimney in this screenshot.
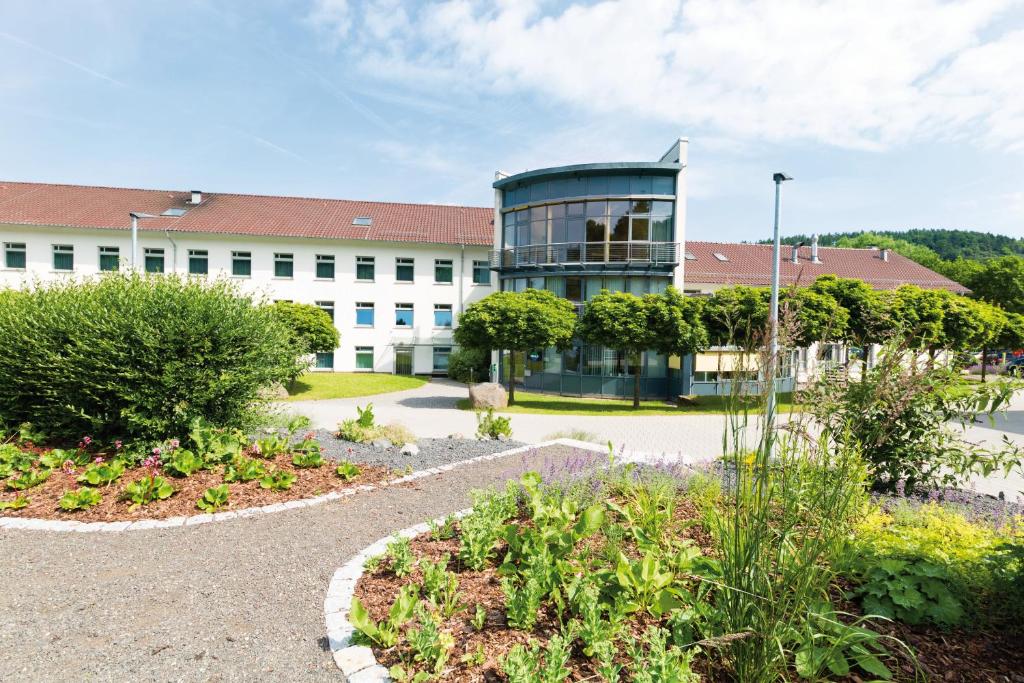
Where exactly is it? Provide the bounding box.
[810,234,821,263]
[880,248,889,262]
[790,243,800,263]
[190,190,202,205]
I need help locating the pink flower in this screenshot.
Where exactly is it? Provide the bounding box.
[251,443,262,455]
[152,447,162,456]
[93,456,104,464]
[169,439,180,450]
[61,460,76,474]
[142,454,161,471]
[114,440,123,450]
[83,436,92,445]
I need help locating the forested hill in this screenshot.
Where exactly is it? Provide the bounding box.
[767,229,1024,261]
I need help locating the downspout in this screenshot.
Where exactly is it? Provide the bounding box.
[164,229,178,272]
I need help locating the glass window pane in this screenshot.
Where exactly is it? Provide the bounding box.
[563,346,581,374]
[530,221,546,245]
[315,352,334,369]
[433,347,451,372]
[530,206,546,221]
[610,215,629,242]
[565,277,582,302]
[274,260,293,278]
[586,217,606,242]
[5,244,26,269]
[355,348,374,370]
[472,261,489,285]
[317,261,334,279]
[189,256,207,274]
[356,257,374,280]
[631,199,652,214]
[543,347,562,373]
[631,217,650,241]
[435,260,453,283]
[652,176,674,195]
[434,307,452,327]
[651,217,672,242]
[651,200,674,216]
[395,307,414,326]
[356,305,374,326]
[585,201,606,217]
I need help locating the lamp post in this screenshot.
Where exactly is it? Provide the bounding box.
[766,172,792,425]
[129,212,157,269]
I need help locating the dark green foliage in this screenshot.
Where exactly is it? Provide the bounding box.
[445,346,490,383]
[852,558,963,626]
[774,229,1024,263]
[268,301,340,354]
[0,274,303,442]
[703,286,770,349]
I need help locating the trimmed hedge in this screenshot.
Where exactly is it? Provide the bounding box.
[0,274,303,442]
[446,346,491,383]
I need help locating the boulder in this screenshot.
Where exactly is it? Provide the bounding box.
[370,438,393,450]
[468,382,508,409]
[399,443,420,456]
[260,383,290,400]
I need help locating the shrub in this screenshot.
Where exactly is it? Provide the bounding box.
[475,408,512,440]
[446,347,490,383]
[0,274,303,442]
[268,301,339,356]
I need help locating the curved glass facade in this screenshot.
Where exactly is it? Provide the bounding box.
[492,162,684,399]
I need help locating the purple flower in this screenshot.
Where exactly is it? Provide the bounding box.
[142,454,161,471]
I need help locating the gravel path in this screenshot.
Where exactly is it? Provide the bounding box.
[315,430,525,471]
[0,444,580,683]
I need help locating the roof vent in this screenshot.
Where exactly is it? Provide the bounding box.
[790,241,805,264]
[880,248,889,262]
[161,208,187,217]
[684,251,696,261]
[713,252,729,262]
[353,216,372,227]
[190,190,202,205]
[810,234,821,263]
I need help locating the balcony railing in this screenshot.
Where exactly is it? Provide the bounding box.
[489,241,679,269]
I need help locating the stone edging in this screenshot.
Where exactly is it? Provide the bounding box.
[0,439,599,534]
[323,439,610,682]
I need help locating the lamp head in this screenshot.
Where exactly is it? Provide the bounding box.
[129,211,157,219]
[773,172,793,183]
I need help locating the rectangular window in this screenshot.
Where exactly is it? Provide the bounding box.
[316,254,335,280]
[232,251,251,277]
[396,257,414,282]
[274,252,294,278]
[434,259,453,284]
[355,302,374,327]
[433,304,453,328]
[355,346,374,371]
[432,346,452,373]
[144,248,165,273]
[99,246,120,272]
[395,303,414,327]
[315,300,335,322]
[472,260,490,285]
[188,249,208,275]
[53,244,74,271]
[315,352,334,369]
[356,256,374,281]
[4,242,26,269]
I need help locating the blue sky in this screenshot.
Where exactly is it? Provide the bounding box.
[1,0,1023,244]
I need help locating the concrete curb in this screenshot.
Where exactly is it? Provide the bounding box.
[323,438,611,681]
[0,439,607,534]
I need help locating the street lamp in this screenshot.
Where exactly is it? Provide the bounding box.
[129,212,157,269]
[766,172,792,425]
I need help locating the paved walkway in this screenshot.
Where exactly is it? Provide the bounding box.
[286,379,1024,501]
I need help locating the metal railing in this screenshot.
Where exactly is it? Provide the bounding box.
[489,241,679,269]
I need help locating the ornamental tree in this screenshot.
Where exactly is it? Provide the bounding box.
[934,291,989,358]
[887,285,946,355]
[270,302,339,353]
[702,286,770,350]
[578,290,655,408]
[454,288,577,404]
[645,286,710,363]
[779,287,849,348]
[968,255,1024,315]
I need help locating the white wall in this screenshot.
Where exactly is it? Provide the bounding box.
[0,225,493,374]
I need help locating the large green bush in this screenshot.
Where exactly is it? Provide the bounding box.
[446,347,490,383]
[0,273,303,442]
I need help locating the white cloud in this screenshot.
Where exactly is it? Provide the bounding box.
[307,0,1024,152]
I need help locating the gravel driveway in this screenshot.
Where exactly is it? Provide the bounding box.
[0,445,580,683]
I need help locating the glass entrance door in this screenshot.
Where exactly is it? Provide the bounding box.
[394,347,413,375]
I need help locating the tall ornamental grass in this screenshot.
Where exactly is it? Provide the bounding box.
[0,273,302,442]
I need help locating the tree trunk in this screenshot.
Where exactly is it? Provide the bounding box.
[981,346,988,382]
[508,350,516,405]
[633,356,641,409]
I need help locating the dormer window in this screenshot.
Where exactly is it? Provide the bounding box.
[713,252,729,262]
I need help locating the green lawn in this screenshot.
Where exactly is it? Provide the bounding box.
[457,390,797,416]
[284,372,427,401]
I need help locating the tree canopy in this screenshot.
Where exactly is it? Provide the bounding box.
[269,302,339,355]
[578,290,655,408]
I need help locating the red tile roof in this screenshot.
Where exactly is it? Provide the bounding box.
[685,241,968,293]
[0,181,494,246]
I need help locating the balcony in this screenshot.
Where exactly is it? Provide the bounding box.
[489,242,679,271]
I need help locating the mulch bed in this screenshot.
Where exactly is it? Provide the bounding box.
[0,453,394,522]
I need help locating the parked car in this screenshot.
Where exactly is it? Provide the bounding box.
[1003,356,1024,376]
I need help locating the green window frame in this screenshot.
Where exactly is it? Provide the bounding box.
[232,251,251,277]
[396,257,414,282]
[188,249,208,275]
[434,259,453,284]
[52,244,73,271]
[4,242,26,269]
[316,254,335,280]
[274,253,293,278]
[144,248,164,273]
[472,260,489,285]
[315,352,334,369]
[99,246,120,271]
[355,346,374,371]
[356,256,374,281]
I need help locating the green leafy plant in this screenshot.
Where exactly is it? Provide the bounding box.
[189,417,244,466]
[420,554,462,618]
[0,494,29,510]
[471,603,486,631]
[121,475,174,506]
[252,431,290,458]
[58,487,103,511]
[77,459,126,486]
[337,419,375,444]
[223,455,266,482]
[196,484,230,512]
[428,514,456,541]
[163,449,205,477]
[475,408,512,440]
[363,553,383,572]
[259,469,296,491]
[793,606,894,680]
[502,575,545,631]
[334,461,361,480]
[460,643,486,667]
[626,626,700,683]
[6,468,51,491]
[500,627,575,683]
[386,537,415,578]
[457,484,519,570]
[405,602,455,678]
[851,557,963,626]
[291,450,324,468]
[350,584,419,648]
[356,403,375,428]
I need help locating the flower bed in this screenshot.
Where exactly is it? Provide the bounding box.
[0,422,388,522]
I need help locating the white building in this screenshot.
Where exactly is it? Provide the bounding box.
[0,182,494,375]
